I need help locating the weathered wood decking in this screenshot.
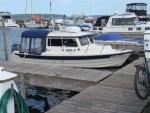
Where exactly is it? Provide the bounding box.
[0,61,111,92]
[46,57,148,113]
[0,58,148,113]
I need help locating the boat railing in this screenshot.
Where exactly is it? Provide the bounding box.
[96,38,143,53]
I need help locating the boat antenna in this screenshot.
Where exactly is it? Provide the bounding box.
[49,1,55,31]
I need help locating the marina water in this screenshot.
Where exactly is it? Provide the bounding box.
[0,27,78,113]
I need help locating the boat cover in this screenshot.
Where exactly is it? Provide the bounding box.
[94,33,124,40]
[94,33,144,44]
[21,30,49,38]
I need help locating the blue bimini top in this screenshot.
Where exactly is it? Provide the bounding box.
[94,33,124,41]
[21,30,49,38]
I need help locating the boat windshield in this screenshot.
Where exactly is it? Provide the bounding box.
[20,37,43,55]
[79,36,89,46]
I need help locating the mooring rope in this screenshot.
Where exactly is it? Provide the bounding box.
[0,88,29,113]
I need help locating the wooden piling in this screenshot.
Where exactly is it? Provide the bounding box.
[1,17,8,61]
[20,75,26,99]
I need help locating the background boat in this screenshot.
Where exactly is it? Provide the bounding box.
[24,15,48,29]
[0,12,19,27]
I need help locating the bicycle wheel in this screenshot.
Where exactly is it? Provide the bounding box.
[134,67,150,100]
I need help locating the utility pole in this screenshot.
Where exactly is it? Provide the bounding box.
[2,17,8,61]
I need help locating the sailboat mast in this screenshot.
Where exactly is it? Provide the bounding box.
[25,0,27,20]
[31,0,32,16]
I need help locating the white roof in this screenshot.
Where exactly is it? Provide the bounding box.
[47,31,93,37]
[47,26,93,37]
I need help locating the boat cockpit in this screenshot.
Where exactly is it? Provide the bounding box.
[11,30,49,55]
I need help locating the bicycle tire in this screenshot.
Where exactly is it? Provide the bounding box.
[134,67,150,100]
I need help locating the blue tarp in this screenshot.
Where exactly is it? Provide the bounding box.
[94,33,144,44]
[94,33,124,40]
[21,30,49,38]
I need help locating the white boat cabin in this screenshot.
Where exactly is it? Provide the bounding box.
[14,26,104,56]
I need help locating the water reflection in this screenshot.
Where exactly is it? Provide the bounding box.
[16,83,79,113]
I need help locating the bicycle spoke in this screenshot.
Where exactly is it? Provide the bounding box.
[134,67,149,100]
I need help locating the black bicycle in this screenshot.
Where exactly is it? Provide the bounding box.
[134,51,150,100]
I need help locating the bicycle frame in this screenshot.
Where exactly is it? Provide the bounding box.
[135,52,150,81]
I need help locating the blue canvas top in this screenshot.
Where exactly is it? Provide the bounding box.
[94,33,144,44]
[21,30,49,38]
[94,33,124,40]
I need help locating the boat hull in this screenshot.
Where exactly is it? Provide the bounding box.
[11,51,132,68]
[24,21,47,29]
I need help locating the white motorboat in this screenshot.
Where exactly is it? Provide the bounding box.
[0,12,19,27]
[93,3,150,39]
[93,12,150,38]
[11,26,133,68]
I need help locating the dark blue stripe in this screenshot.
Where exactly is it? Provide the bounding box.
[14,52,131,60]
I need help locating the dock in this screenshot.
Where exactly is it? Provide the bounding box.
[45,57,148,113]
[0,61,111,92]
[0,58,149,113]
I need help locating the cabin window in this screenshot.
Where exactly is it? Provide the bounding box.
[20,38,30,52]
[128,27,133,31]
[93,28,97,30]
[112,18,134,26]
[88,36,94,43]
[49,39,62,46]
[48,38,77,47]
[79,37,89,46]
[29,38,42,54]
[66,39,77,47]
[136,27,141,30]
[98,28,103,30]
[145,27,150,30]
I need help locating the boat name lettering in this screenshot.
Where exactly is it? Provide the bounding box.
[66,49,76,51]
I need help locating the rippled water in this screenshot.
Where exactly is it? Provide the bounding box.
[0,27,27,60]
[0,27,78,113]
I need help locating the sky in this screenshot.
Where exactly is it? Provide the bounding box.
[0,0,150,16]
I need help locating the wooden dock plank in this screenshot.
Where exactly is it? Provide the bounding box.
[46,85,147,113]
[0,61,111,91]
[46,58,148,113]
[114,57,144,76]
